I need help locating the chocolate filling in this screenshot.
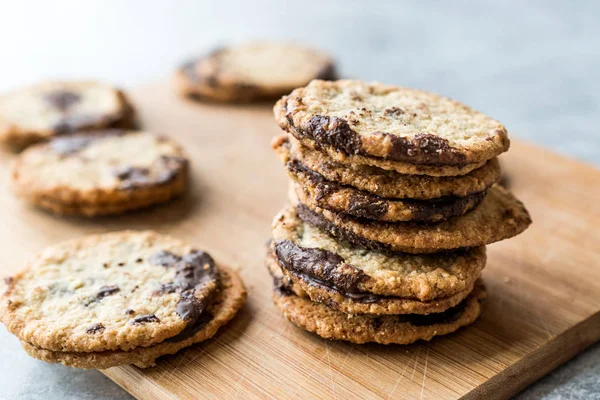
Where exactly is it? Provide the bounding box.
[288,159,485,221]
[274,239,368,293]
[296,204,392,251]
[148,249,219,341]
[274,241,418,304]
[275,281,468,327]
[291,270,381,303]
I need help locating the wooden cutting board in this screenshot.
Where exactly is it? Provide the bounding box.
[1,81,599,400]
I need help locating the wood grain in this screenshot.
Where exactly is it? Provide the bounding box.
[1,81,599,399]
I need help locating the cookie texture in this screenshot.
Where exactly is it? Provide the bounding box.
[272,206,486,301]
[293,185,531,253]
[266,249,476,315]
[0,231,232,353]
[289,168,485,222]
[176,43,336,103]
[11,130,187,216]
[273,135,501,199]
[19,267,246,369]
[275,79,508,166]
[272,278,486,345]
[0,81,136,148]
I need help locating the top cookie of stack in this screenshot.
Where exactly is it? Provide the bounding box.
[274,79,530,253]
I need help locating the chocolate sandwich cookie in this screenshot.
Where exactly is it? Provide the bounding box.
[273,135,501,199]
[0,81,136,148]
[176,42,336,103]
[274,80,508,173]
[0,231,232,352]
[289,169,486,222]
[266,247,480,316]
[272,277,486,345]
[292,185,531,254]
[18,266,246,369]
[11,130,188,216]
[0,231,246,369]
[272,206,485,306]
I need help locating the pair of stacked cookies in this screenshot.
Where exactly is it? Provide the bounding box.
[0,231,246,369]
[1,81,190,216]
[267,80,531,344]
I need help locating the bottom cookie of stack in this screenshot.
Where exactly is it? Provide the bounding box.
[266,206,487,345]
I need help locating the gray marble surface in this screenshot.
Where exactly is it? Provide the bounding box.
[0,1,598,399]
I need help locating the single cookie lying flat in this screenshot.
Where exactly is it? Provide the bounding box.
[11,130,188,216]
[0,231,247,355]
[266,248,479,316]
[293,185,531,253]
[19,266,246,369]
[273,135,501,199]
[289,165,485,222]
[272,277,486,345]
[272,205,485,304]
[275,79,508,169]
[177,42,336,103]
[0,81,135,148]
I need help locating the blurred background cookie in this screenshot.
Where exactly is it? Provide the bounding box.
[11,130,187,216]
[176,42,336,103]
[0,81,136,149]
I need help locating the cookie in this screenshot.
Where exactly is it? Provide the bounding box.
[275,79,509,168]
[0,81,136,148]
[176,42,336,103]
[272,278,486,345]
[293,185,531,253]
[0,231,248,354]
[272,206,485,303]
[11,130,188,216]
[266,248,478,316]
[289,167,486,222]
[18,267,246,369]
[273,135,501,199]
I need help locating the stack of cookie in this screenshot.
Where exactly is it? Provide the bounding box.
[267,80,531,344]
[0,231,246,369]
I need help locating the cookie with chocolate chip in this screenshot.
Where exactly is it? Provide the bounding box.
[271,206,485,312]
[11,130,188,216]
[1,231,221,352]
[272,275,486,345]
[18,265,246,369]
[292,185,531,254]
[0,81,136,148]
[273,135,501,199]
[266,247,479,316]
[275,80,509,175]
[176,42,336,103]
[0,231,246,368]
[289,171,485,222]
